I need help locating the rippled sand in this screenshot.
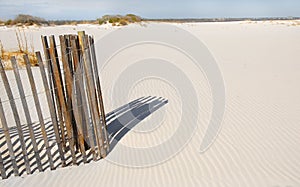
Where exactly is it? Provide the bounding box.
[0,21,300,186]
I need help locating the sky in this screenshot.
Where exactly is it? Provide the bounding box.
[0,0,299,20]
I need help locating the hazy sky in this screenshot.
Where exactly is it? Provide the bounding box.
[0,0,299,20]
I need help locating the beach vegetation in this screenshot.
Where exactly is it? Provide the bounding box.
[1,14,48,26]
[0,29,37,69]
[98,14,141,26]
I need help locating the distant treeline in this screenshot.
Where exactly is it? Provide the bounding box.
[142,17,300,23]
[1,14,299,26]
[48,20,98,25]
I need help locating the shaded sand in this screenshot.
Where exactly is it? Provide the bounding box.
[1,21,300,186]
[0,96,168,177]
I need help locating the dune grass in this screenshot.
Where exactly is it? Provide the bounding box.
[0,28,37,70]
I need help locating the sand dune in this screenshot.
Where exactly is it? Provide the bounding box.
[0,21,300,186]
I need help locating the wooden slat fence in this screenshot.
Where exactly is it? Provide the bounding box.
[0,31,109,179]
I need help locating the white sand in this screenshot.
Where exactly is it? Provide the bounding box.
[1,21,300,186]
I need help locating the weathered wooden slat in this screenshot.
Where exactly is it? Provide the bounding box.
[71,36,96,160]
[59,36,73,109]
[65,35,76,137]
[49,36,77,164]
[70,36,86,139]
[78,31,106,158]
[89,36,109,151]
[84,34,107,157]
[41,36,56,119]
[52,37,68,104]
[0,148,6,179]
[0,61,31,175]
[11,56,43,172]
[23,55,54,170]
[78,32,101,158]
[0,98,18,176]
[36,52,66,166]
[41,36,53,96]
[65,35,74,75]
[52,36,69,146]
[60,35,87,162]
[84,35,100,119]
[41,36,66,151]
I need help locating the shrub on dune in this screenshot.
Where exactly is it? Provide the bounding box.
[1,14,48,26]
[98,14,141,26]
[13,14,48,26]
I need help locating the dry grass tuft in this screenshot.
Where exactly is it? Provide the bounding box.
[0,29,37,70]
[0,51,37,70]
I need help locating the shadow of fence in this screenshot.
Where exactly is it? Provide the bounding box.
[107,96,168,150]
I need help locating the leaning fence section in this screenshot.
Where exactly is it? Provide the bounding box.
[0,31,109,179]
